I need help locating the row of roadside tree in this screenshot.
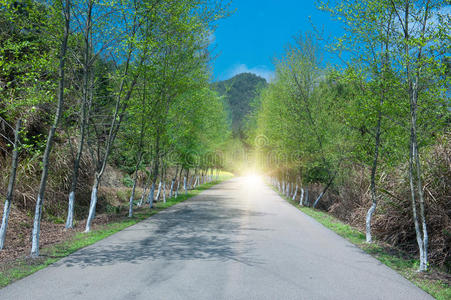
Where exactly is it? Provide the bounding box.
[247,0,450,271]
[0,0,231,257]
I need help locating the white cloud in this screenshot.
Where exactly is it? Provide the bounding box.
[225,64,275,82]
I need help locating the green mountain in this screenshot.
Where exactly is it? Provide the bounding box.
[213,73,267,138]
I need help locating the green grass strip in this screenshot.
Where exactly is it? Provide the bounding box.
[0,175,232,288]
[274,187,450,300]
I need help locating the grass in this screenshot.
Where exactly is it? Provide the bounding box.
[0,174,233,288]
[274,187,450,300]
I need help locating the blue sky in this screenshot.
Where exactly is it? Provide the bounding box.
[211,0,344,82]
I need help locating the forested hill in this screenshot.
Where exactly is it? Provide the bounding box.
[213,73,267,138]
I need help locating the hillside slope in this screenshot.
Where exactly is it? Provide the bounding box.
[213,73,267,138]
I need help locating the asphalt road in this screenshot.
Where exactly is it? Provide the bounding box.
[0,177,433,300]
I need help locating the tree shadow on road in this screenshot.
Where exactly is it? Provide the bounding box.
[58,194,269,268]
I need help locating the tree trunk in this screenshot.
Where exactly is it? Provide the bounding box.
[366,103,383,243]
[410,76,428,271]
[155,181,162,202]
[84,17,141,231]
[170,165,178,198]
[299,188,304,206]
[163,181,166,203]
[138,167,152,207]
[409,130,425,271]
[170,179,175,199]
[65,1,93,229]
[313,175,334,208]
[128,152,143,217]
[31,3,70,257]
[292,184,298,201]
[0,120,21,250]
[148,182,156,209]
[148,135,160,208]
[65,79,89,229]
[84,72,136,232]
[175,181,180,198]
[84,176,100,233]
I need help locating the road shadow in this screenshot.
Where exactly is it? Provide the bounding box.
[58,194,268,269]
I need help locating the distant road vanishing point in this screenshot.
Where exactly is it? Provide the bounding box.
[0,177,432,300]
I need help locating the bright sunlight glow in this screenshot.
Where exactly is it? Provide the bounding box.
[244,173,262,186]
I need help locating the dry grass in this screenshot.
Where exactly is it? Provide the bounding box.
[317,132,451,270]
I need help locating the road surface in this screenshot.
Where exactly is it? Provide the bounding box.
[0,177,432,300]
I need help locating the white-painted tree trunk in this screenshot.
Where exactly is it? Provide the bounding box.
[31,195,43,255]
[365,202,377,242]
[31,2,70,257]
[155,181,162,202]
[66,191,75,227]
[139,174,152,207]
[299,188,304,206]
[0,202,11,250]
[313,191,324,208]
[128,179,138,218]
[148,182,156,208]
[138,185,148,207]
[292,185,298,201]
[170,179,175,198]
[0,120,21,250]
[84,178,99,233]
[184,176,187,195]
[175,181,180,198]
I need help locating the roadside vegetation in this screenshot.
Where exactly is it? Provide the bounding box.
[243,0,450,285]
[0,173,232,288]
[275,188,450,300]
[0,0,449,295]
[0,0,232,259]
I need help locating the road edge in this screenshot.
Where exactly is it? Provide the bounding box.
[267,182,449,300]
[0,175,234,288]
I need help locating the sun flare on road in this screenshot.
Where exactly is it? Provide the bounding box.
[244,173,262,186]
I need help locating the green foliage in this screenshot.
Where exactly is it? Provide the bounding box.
[122,174,134,188]
[0,0,60,120]
[250,33,348,184]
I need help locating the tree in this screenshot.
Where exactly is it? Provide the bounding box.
[319,0,400,243]
[320,0,449,270]
[30,0,71,257]
[389,0,449,271]
[84,0,145,232]
[0,119,21,250]
[253,32,347,208]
